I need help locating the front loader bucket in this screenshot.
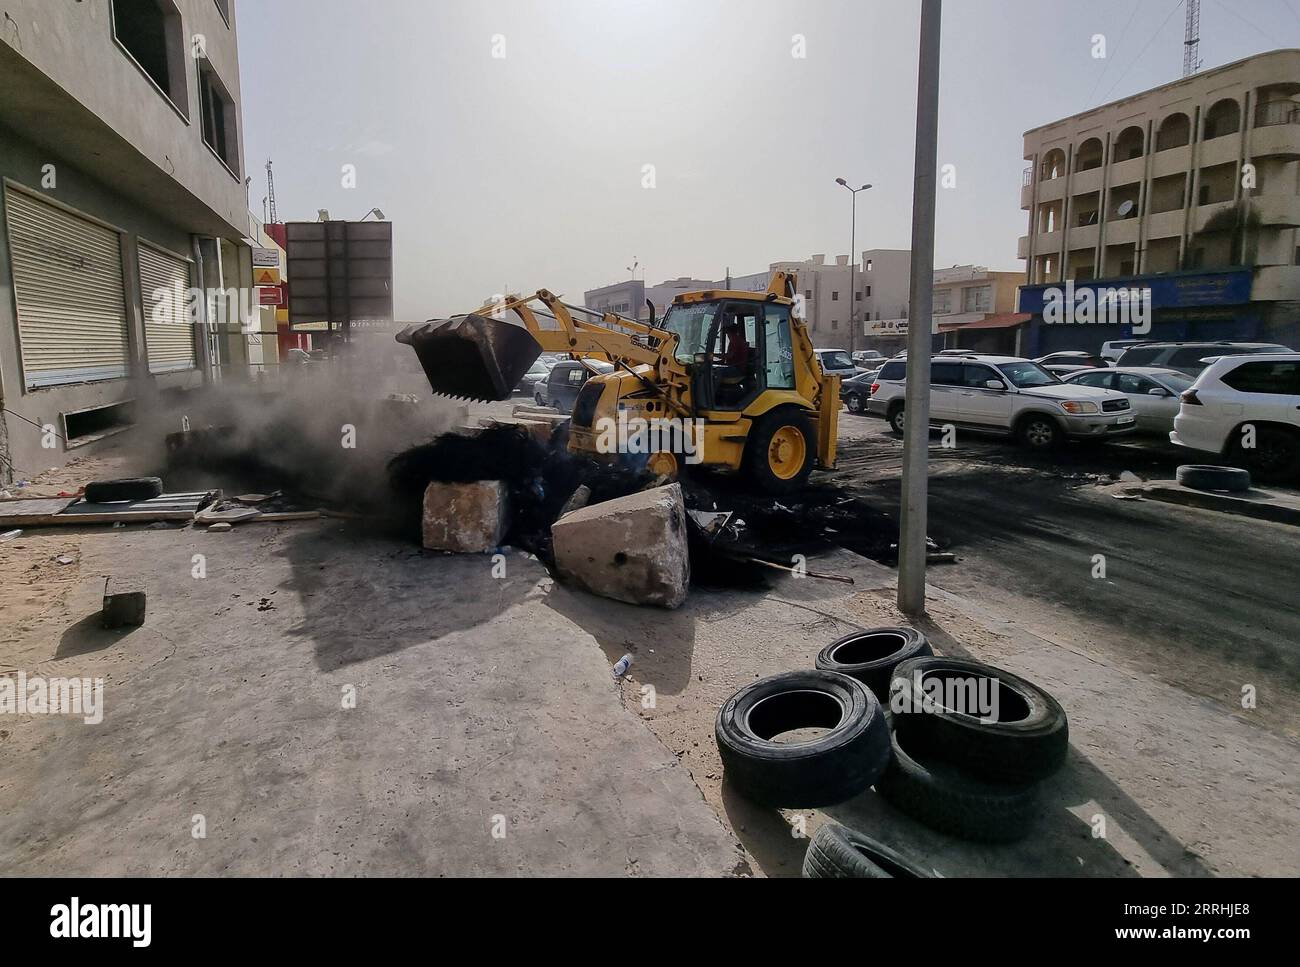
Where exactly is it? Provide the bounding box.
[396,314,543,402]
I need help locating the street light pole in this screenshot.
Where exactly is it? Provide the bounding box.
[835,179,872,354]
[898,0,942,617]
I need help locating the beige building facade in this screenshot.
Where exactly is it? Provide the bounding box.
[1017,48,1300,355]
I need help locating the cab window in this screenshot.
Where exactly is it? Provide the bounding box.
[763,304,795,389]
[662,302,720,363]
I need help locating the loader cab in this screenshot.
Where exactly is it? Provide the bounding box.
[662,296,797,413]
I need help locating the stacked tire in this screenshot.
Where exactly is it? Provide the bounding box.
[878,656,1068,842]
[713,628,1071,874]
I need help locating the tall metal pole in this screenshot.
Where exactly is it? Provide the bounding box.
[897,0,942,616]
[849,191,857,354]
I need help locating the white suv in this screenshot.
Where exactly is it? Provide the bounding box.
[865,354,1136,449]
[1171,353,1300,481]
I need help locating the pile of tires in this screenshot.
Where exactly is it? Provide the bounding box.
[713,628,1071,874]
[879,656,1068,843]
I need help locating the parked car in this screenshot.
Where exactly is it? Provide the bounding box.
[536,358,614,411]
[852,350,886,368]
[866,354,1135,449]
[814,349,859,380]
[1034,351,1110,376]
[1062,366,1194,435]
[1116,341,1293,376]
[1100,339,1152,364]
[840,369,881,414]
[515,360,552,396]
[1171,352,1300,481]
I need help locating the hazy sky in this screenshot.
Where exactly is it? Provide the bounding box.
[237,0,1300,319]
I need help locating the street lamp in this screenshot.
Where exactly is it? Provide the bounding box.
[835,179,872,354]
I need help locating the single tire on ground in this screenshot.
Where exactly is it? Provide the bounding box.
[742,408,816,494]
[801,822,934,878]
[815,626,932,701]
[875,727,1041,843]
[715,669,891,808]
[1176,464,1251,493]
[888,656,1068,784]
[83,477,164,503]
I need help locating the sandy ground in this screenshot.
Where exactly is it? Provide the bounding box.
[2,417,1298,877]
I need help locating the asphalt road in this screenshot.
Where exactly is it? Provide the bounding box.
[827,414,1300,734]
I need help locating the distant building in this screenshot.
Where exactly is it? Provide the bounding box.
[932,265,1027,354]
[1016,48,1300,355]
[584,276,719,324]
[583,279,644,321]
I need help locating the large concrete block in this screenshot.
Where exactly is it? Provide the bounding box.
[552,483,690,609]
[422,480,509,553]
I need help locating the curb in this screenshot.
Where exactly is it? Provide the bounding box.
[1134,483,1300,528]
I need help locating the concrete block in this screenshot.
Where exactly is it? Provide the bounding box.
[422,480,509,553]
[551,483,690,609]
[102,578,146,629]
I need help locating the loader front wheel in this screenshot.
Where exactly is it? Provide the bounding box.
[744,409,815,493]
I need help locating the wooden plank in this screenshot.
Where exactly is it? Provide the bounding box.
[0,491,216,527]
[0,497,79,526]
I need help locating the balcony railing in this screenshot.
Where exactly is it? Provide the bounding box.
[1255,101,1300,127]
[1022,165,1033,187]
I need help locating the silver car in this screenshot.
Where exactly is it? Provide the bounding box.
[815,348,858,380]
[1062,366,1194,435]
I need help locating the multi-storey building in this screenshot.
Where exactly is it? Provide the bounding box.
[0,0,250,479]
[1016,48,1300,356]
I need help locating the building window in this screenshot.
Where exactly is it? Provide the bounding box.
[865,259,873,271]
[199,61,240,174]
[864,285,871,297]
[214,0,231,25]
[112,0,188,116]
[932,289,952,314]
[962,285,992,313]
[831,291,839,301]
[804,289,812,300]
[855,291,861,301]
[831,320,839,330]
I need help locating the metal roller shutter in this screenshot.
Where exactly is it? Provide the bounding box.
[3,185,129,388]
[138,242,196,373]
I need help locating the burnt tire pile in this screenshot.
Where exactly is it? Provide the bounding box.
[713,627,1070,875]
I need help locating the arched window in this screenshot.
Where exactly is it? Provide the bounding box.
[1040,148,1066,181]
[1114,125,1144,161]
[1075,138,1104,172]
[1155,113,1191,151]
[1203,99,1240,139]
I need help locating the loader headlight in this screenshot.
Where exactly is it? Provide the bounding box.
[1060,400,1099,415]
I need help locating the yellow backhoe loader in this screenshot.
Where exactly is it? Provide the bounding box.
[396,272,839,493]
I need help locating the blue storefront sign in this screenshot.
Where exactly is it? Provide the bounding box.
[1016,268,1256,357]
[1017,268,1252,314]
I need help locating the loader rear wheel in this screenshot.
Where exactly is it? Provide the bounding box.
[744,409,815,494]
